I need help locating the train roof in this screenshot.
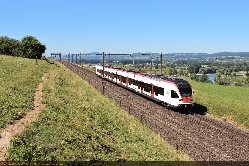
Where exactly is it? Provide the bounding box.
[144,74,189,84]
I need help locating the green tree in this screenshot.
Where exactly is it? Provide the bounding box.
[187,64,202,74]
[190,73,197,80]
[178,69,184,76]
[245,65,249,74]
[20,36,46,59]
[168,68,173,76]
[199,74,212,83]
[0,36,20,56]
[172,68,177,75]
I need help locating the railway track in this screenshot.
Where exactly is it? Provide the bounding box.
[60,61,249,161]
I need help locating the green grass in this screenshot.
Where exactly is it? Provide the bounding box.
[187,78,249,129]
[0,55,52,128]
[6,59,191,161]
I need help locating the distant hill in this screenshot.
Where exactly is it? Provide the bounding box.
[51,51,249,62]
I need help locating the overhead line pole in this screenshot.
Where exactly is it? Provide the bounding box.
[96,53,130,78]
[130,54,134,66]
[141,53,153,70]
[141,53,163,75]
[51,53,61,61]
[96,52,130,94]
[102,52,105,78]
[79,53,91,66]
[160,52,162,75]
[96,52,106,94]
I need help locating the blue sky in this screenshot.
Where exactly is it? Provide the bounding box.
[1,0,249,54]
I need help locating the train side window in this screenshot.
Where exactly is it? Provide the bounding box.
[129,78,134,85]
[154,86,164,96]
[144,83,147,91]
[144,83,148,92]
[137,81,140,88]
[137,80,139,87]
[161,87,164,95]
[154,86,158,96]
[135,80,140,88]
[171,90,179,98]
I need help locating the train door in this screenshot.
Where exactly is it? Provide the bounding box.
[151,84,154,97]
[112,73,114,81]
[140,82,144,93]
[120,75,122,84]
[115,72,118,84]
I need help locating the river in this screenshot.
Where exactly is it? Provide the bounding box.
[207,73,216,84]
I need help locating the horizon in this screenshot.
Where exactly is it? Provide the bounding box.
[44,51,249,56]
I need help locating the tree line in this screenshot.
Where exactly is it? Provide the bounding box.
[186,62,249,86]
[0,36,46,59]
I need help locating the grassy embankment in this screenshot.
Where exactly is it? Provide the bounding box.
[187,79,249,130]
[1,55,191,161]
[0,55,51,128]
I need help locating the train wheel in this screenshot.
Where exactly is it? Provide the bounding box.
[160,102,164,106]
[166,104,171,110]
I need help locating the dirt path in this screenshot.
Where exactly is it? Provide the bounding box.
[0,73,47,161]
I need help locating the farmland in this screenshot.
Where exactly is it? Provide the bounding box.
[0,55,191,161]
[187,79,249,130]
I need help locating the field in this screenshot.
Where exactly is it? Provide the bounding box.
[1,55,191,161]
[187,78,249,129]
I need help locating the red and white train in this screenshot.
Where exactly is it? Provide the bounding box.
[96,65,194,109]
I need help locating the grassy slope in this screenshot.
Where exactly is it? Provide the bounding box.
[6,59,191,161]
[188,79,249,129]
[0,55,51,128]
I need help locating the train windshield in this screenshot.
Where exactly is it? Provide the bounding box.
[178,83,192,97]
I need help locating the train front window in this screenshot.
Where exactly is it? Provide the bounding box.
[171,90,179,98]
[178,83,192,97]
